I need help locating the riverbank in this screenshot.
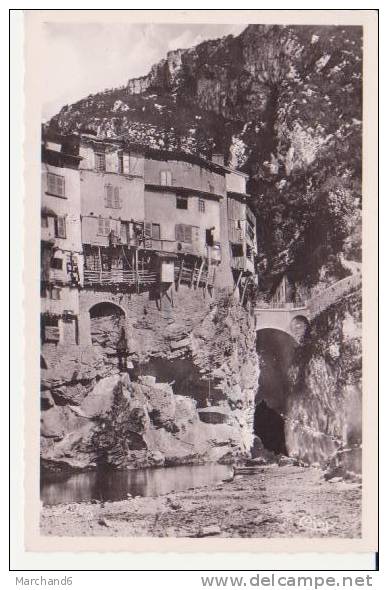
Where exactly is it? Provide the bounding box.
[41,465,361,538]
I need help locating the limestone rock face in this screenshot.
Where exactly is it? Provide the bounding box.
[47,24,362,289]
[284,290,362,470]
[41,290,259,473]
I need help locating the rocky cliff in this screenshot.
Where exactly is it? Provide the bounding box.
[285,289,362,478]
[47,24,362,287]
[43,24,363,475]
[41,289,259,473]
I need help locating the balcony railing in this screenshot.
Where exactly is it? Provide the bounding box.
[254,299,306,310]
[84,269,158,287]
[174,264,216,288]
[231,256,255,273]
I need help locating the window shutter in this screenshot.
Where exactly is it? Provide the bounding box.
[104,219,110,236]
[55,216,66,238]
[151,223,160,240]
[160,170,172,186]
[47,173,65,197]
[57,176,65,197]
[175,224,184,242]
[114,186,120,209]
[47,174,56,194]
[184,225,192,244]
[105,184,113,208]
[95,153,105,172]
[118,152,124,174]
[98,217,104,235]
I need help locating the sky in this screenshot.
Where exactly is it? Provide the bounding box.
[42,23,246,121]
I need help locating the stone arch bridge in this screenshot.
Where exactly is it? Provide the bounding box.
[254,273,361,342]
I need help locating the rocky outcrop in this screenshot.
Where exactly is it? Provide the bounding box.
[284,289,362,475]
[127,49,184,94]
[41,289,259,473]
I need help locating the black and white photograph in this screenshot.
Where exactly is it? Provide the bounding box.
[19,10,376,550]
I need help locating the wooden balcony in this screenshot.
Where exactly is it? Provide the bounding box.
[174,263,216,289]
[231,256,255,274]
[83,269,157,288]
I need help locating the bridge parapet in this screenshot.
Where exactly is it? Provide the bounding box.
[253,272,361,339]
[307,273,361,319]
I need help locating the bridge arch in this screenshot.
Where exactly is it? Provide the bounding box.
[254,307,310,342]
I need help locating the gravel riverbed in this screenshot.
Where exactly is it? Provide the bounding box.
[41,465,361,538]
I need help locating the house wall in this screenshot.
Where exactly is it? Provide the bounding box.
[226,170,247,195]
[41,157,83,347]
[144,157,226,196]
[79,142,144,177]
[144,188,221,257]
[80,169,145,246]
[41,163,82,253]
[227,196,257,275]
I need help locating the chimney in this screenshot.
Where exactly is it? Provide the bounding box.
[212,153,225,166]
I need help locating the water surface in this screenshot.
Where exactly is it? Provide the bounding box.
[41,463,233,506]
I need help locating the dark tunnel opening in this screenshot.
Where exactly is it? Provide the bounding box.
[254,329,297,456]
[253,400,287,455]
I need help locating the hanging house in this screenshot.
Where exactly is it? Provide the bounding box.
[41,134,83,346]
[225,169,258,300]
[40,129,259,353]
[143,150,228,290]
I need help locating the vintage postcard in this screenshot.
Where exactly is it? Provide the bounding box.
[19,9,377,558]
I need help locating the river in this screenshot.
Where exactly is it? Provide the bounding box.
[41,463,233,506]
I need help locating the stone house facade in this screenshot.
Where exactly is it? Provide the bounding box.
[40,131,258,356]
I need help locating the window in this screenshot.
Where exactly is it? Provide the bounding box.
[50,287,61,300]
[175,224,192,244]
[54,216,66,239]
[246,219,255,241]
[198,199,205,213]
[151,223,161,240]
[176,195,188,210]
[231,243,244,257]
[95,152,106,172]
[104,184,121,209]
[44,315,60,342]
[113,187,121,209]
[47,173,65,198]
[50,257,63,270]
[118,152,124,174]
[206,228,214,247]
[97,217,112,236]
[160,170,172,186]
[41,216,48,228]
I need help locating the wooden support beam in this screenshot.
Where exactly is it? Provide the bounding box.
[196,259,205,289]
[98,246,102,283]
[241,275,251,305]
[177,258,184,291]
[234,270,243,293]
[135,247,139,293]
[204,263,210,292]
[190,260,198,289]
[210,266,217,296]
